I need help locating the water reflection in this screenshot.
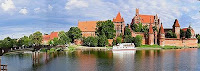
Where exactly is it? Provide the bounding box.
[1,48,200,71]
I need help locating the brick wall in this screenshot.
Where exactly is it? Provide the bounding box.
[82,32,96,37]
[164,38,198,47]
[108,39,113,46]
[131,32,145,37]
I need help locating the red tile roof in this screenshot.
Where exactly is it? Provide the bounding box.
[43,35,50,41]
[42,32,59,41]
[149,23,153,34]
[113,12,124,22]
[173,19,180,27]
[159,23,165,34]
[139,15,154,24]
[50,32,58,39]
[182,28,194,33]
[78,21,98,32]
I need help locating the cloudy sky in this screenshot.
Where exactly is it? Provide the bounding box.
[0,0,200,39]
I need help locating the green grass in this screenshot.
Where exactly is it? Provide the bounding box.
[137,45,182,49]
[138,45,162,48]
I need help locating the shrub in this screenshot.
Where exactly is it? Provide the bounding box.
[134,35,142,47]
[83,36,98,47]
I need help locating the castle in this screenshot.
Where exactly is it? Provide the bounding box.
[78,8,198,47]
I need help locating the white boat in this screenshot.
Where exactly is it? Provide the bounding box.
[112,43,136,51]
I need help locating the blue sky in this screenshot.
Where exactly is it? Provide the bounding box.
[0,0,200,39]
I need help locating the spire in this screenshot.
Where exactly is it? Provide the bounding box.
[136,8,139,15]
[155,14,158,19]
[159,23,165,34]
[173,19,180,27]
[149,23,153,34]
[113,12,124,22]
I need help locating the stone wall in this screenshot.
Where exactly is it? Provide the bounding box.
[164,38,198,47]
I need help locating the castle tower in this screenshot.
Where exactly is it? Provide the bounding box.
[113,12,125,37]
[148,23,154,45]
[136,8,139,16]
[159,23,165,46]
[173,19,180,39]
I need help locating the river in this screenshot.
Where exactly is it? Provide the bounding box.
[1,48,200,71]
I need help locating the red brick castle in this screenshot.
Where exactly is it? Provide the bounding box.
[78,8,198,47]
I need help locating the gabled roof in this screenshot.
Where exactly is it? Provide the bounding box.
[43,32,59,41]
[50,32,58,39]
[78,21,98,32]
[182,28,195,33]
[43,35,50,41]
[173,19,180,27]
[149,23,153,34]
[113,12,124,22]
[159,23,165,34]
[139,15,155,24]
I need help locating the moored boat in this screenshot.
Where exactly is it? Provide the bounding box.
[112,43,136,51]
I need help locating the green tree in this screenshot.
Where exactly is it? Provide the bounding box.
[131,23,148,33]
[52,38,59,46]
[96,20,116,39]
[185,28,192,38]
[124,25,132,36]
[30,31,42,45]
[124,35,133,43]
[166,30,177,38]
[59,31,71,45]
[134,35,142,47]
[116,37,122,45]
[142,25,149,33]
[18,36,31,47]
[1,37,14,48]
[68,27,82,42]
[83,36,98,47]
[48,40,54,46]
[180,29,185,38]
[123,25,134,43]
[98,35,108,47]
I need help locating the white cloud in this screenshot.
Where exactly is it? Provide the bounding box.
[19,8,28,15]
[1,0,15,11]
[48,5,53,10]
[65,0,88,10]
[34,8,40,13]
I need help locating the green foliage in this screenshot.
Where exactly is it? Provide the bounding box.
[98,35,108,47]
[0,37,16,48]
[185,28,192,38]
[124,25,132,36]
[134,35,142,47]
[83,36,98,47]
[30,31,42,45]
[116,37,122,45]
[58,31,71,45]
[165,30,177,38]
[18,36,32,47]
[68,27,82,42]
[123,25,134,43]
[131,23,149,33]
[142,25,149,33]
[196,34,200,43]
[123,35,133,43]
[180,29,185,38]
[52,38,59,46]
[153,26,158,32]
[48,40,54,46]
[96,20,116,39]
